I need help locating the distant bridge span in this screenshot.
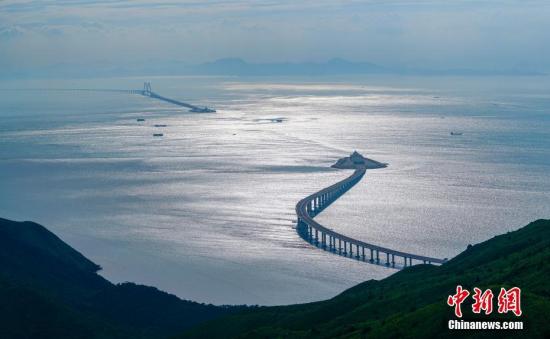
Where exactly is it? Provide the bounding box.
[139,82,216,112]
[12,83,216,113]
[296,166,447,269]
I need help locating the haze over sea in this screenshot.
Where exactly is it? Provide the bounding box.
[1,75,549,306]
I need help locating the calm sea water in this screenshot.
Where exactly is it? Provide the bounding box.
[1,75,549,305]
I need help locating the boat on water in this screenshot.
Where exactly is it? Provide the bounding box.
[153,133,163,137]
[450,132,463,136]
[154,124,167,127]
[137,118,145,122]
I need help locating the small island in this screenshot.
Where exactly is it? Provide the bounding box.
[331,150,387,169]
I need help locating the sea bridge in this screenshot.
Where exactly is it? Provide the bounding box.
[296,165,447,269]
[138,82,216,112]
[28,82,216,113]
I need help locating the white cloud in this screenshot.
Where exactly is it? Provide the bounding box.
[0,0,549,72]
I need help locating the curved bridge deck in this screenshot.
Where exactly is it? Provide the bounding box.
[296,167,446,268]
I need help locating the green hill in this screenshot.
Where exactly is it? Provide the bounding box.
[0,218,237,339]
[182,219,550,338]
[1,217,548,338]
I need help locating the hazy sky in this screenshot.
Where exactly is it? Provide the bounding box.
[1,0,549,72]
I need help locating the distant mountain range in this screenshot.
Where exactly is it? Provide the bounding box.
[1,58,545,79]
[192,57,387,76]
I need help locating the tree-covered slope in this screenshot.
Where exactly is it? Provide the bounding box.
[182,219,550,339]
[2,217,548,338]
[0,217,235,339]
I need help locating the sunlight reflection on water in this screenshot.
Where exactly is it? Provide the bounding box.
[0,76,549,305]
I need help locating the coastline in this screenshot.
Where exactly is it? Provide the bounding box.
[3,216,547,338]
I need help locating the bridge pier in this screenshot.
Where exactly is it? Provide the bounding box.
[386,253,390,266]
[362,247,365,261]
[355,244,360,259]
[376,250,380,264]
[315,229,319,246]
[370,249,374,263]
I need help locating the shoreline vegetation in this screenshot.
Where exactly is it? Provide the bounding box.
[0,217,244,338]
[187,219,550,338]
[1,217,548,338]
